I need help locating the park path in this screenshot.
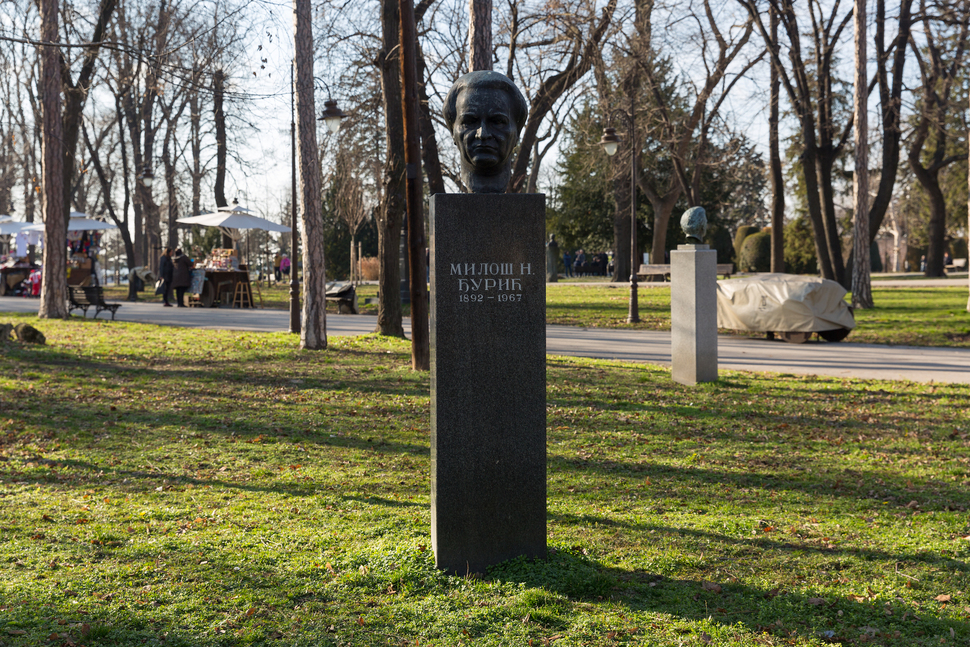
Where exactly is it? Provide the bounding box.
[1,291,967,384]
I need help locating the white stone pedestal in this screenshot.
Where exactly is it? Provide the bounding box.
[670,244,718,385]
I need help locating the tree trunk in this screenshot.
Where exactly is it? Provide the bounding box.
[38,0,67,318]
[190,70,203,220]
[375,0,406,337]
[213,69,233,249]
[294,0,327,350]
[910,167,948,277]
[851,0,872,308]
[400,0,430,370]
[816,151,846,285]
[417,40,446,196]
[769,6,784,273]
[468,0,492,71]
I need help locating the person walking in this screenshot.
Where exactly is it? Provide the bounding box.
[171,248,194,307]
[158,248,174,307]
[273,253,282,282]
[280,254,291,280]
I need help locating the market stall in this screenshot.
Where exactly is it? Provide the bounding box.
[65,216,118,287]
[0,221,41,296]
[188,248,256,308]
[177,206,289,309]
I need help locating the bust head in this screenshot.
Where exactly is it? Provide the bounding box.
[680,206,708,244]
[443,71,528,193]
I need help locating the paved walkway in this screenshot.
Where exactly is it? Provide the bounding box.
[2,292,967,385]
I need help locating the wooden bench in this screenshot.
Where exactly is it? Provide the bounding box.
[637,263,734,281]
[67,286,122,320]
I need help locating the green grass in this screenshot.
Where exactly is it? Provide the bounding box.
[101,280,970,346]
[1,315,968,645]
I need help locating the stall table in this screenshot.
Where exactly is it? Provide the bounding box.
[191,269,254,308]
[0,266,34,296]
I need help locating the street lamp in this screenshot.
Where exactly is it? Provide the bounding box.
[137,165,154,188]
[600,110,640,324]
[319,99,346,134]
[289,63,346,334]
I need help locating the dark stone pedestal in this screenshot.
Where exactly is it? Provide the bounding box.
[430,193,547,575]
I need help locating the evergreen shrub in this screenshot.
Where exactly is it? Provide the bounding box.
[740,231,771,272]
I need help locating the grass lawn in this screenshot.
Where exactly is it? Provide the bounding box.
[1,316,968,646]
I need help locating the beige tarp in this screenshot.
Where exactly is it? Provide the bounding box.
[716,273,855,333]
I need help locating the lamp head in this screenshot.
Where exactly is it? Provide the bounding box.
[600,127,621,156]
[319,100,346,133]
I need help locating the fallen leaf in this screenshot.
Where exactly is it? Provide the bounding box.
[6,629,26,635]
[246,607,256,616]
[807,598,827,606]
[357,616,365,626]
[700,632,713,643]
[701,581,722,593]
[935,594,951,602]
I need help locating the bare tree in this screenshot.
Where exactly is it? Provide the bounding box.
[852,0,872,307]
[507,0,617,193]
[740,0,854,285]
[333,153,370,285]
[469,0,493,70]
[375,0,407,337]
[38,0,66,318]
[295,0,329,349]
[769,6,784,272]
[633,0,757,268]
[906,0,970,277]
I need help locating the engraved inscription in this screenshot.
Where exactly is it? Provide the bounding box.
[450,260,532,303]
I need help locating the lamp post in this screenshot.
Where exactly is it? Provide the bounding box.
[600,109,640,323]
[289,62,346,334]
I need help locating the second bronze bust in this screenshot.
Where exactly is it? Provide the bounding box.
[443,71,528,193]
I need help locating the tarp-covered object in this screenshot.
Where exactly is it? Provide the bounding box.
[716,273,855,333]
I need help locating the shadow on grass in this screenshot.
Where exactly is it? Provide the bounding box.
[549,509,970,574]
[547,454,970,513]
[0,453,430,500]
[488,547,970,645]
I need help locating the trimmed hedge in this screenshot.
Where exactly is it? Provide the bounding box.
[740,231,772,272]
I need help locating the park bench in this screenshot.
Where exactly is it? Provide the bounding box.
[67,286,122,320]
[947,258,967,271]
[325,283,358,314]
[637,263,734,281]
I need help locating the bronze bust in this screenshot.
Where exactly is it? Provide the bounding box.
[680,206,708,244]
[443,71,528,193]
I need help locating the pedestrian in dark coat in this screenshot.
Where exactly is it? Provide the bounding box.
[158,248,174,307]
[171,248,194,307]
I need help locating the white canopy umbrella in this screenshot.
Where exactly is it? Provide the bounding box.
[67,213,118,231]
[0,221,35,235]
[176,210,291,241]
[1,217,116,236]
[0,214,11,222]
